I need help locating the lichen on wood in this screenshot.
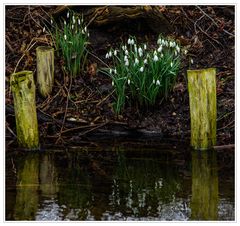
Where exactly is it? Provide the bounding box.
[36,46,54,97]
[10,71,39,150]
[187,68,217,150]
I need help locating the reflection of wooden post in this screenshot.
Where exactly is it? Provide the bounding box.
[14,154,39,220]
[187,68,217,150]
[36,46,54,97]
[40,153,58,198]
[191,151,218,220]
[10,71,39,149]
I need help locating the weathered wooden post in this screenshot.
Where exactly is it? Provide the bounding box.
[187,68,217,150]
[10,71,39,149]
[36,46,54,97]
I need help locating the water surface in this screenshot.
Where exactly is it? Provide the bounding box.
[5,145,234,221]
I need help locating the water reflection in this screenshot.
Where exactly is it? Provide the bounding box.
[6,146,234,221]
[14,154,39,220]
[191,150,218,220]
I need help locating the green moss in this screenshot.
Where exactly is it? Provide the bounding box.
[10,71,39,149]
[187,68,216,150]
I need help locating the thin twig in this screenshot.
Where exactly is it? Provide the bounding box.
[196,6,234,37]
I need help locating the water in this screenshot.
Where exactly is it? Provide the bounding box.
[5,144,235,221]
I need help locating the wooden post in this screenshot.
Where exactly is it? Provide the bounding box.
[36,46,54,97]
[10,71,39,150]
[187,68,217,150]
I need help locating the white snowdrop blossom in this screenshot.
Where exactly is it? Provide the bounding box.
[114,69,117,74]
[122,45,127,51]
[51,19,53,25]
[176,45,180,53]
[174,50,178,56]
[138,47,143,57]
[156,80,161,86]
[172,42,176,48]
[112,80,114,86]
[87,32,90,37]
[153,79,156,84]
[134,58,139,65]
[154,50,157,55]
[170,62,173,67]
[140,66,144,72]
[144,59,148,64]
[127,38,131,45]
[131,38,135,45]
[124,55,128,61]
[125,60,129,66]
[127,79,131,85]
[67,12,69,18]
[157,46,162,53]
[153,55,158,62]
[84,26,87,33]
[157,38,162,45]
[43,27,45,33]
[184,49,188,55]
[78,19,81,25]
[105,53,109,59]
[109,68,112,74]
[190,58,194,64]
[109,51,112,58]
[160,53,164,58]
[114,50,117,56]
[64,20,66,25]
[125,50,129,56]
[72,24,74,30]
[144,44,147,50]
[64,34,67,40]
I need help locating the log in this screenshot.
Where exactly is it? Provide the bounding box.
[52,6,172,34]
[36,46,54,97]
[10,71,39,150]
[187,68,217,150]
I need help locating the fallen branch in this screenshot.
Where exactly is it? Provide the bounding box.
[213,144,234,150]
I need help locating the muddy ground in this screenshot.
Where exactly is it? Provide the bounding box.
[5,5,235,148]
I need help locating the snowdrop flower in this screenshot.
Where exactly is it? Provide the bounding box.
[130,38,135,45]
[172,42,176,48]
[109,68,112,74]
[78,18,81,25]
[127,79,131,85]
[160,53,164,58]
[157,38,162,45]
[122,45,127,51]
[51,19,53,25]
[114,50,117,56]
[184,49,188,55]
[87,32,90,37]
[84,26,87,33]
[71,24,74,30]
[134,58,139,65]
[140,66,144,72]
[67,12,69,18]
[109,50,112,58]
[64,20,66,25]
[156,80,161,86]
[125,50,128,56]
[127,38,131,45]
[114,68,117,74]
[154,50,157,55]
[144,44,147,50]
[174,50,178,56]
[64,34,67,40]
[43,27,45,33]
[124,55,128,61]
[125,60,129,66]
[153,55,158,62]
[190,58,194,64]
[112,80,114,86]
[157,45,162,53]
[82,29,85,34]
[144,59,148,64]
[105,52,109,59]
[153,79,156,84]
[165,41,169,47]
[176,45,180,53]
[170,62,173,67]
[138,47,143,57]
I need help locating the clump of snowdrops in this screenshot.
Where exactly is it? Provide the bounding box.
[53,10,89,77]
[105,35,182,114]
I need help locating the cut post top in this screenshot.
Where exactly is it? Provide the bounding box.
[36,46,54,52]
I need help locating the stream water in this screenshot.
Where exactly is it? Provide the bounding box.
[5,144,235,221]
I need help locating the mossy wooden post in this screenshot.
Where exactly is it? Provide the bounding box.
[187,68,217,150]
[36,46,54,97]
[10,71,39,149]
